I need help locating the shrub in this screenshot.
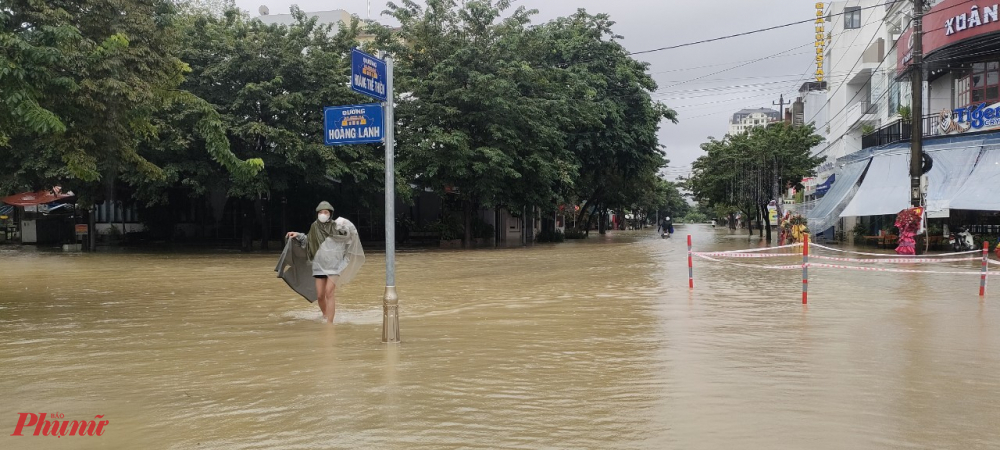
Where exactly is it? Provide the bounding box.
[429,219,463,241]
[536,229,565,243]
[472,218,494,240]
[564,228,587,239]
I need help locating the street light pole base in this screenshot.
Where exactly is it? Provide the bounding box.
[382,286,400,343]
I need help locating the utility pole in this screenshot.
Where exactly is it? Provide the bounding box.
[773,94,790,124]
[910,0,924,207]
[771,94,792,234]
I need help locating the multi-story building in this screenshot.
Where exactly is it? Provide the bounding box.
[727,108,781,136]
[794,81,829,203]
[808,0,1000,240]
[809,0,888,175]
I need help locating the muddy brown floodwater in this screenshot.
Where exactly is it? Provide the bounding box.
[2,225,1000,449]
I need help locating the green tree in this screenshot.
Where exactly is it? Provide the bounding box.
[376,0,579,247]
[687,123,824,241]
[534,10,677,235]
[0,0,262,204]
[141,7,384,249]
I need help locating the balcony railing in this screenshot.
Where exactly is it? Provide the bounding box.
[861,114,946,149]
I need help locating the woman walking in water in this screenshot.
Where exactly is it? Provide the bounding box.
[277,201,365,323]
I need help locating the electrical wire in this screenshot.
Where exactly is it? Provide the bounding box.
[625,3,886,56]
[807,0,981,124]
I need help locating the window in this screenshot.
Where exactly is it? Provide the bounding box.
[844,7,861,29]
[956,61,1000,108]
[888,79,900,116]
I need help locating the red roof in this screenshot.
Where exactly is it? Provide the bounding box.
[1,187,75,207]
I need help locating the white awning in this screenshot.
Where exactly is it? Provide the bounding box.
[807,157,870,233]
[840,152,910,218]
[949,144,1000,211]
[924,140,983,213]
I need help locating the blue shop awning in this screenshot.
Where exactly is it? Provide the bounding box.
[815,174,836,197]
[808,157,871,233]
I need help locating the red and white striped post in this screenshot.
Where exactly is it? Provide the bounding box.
[981,241,989,297]
[802,234,809,304]
[687,234,694,289]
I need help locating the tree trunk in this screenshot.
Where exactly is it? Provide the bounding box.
[241,198,253,252]
[495,207,502,247]
[281,196,288,241]
[583,212,592,237]
[762,203,772,242]
[598,204,607,235]
[87,206,97,251]
[757,204,766,239]
[463,200,473,249]
[257,196,269,251]
[524,205,534,245]
[576,188,603,226]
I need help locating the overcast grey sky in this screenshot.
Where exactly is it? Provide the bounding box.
[235,0,819,181]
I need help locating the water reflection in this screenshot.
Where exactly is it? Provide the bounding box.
[1,225,999,449]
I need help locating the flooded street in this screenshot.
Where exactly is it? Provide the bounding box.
[3,224,1000,449]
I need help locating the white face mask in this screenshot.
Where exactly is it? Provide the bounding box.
[317,213,330,223]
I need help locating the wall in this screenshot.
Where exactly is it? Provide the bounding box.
[928,73,955,119]
[257,9,352,30]
[823,0,886,163]
[804,90,829,135]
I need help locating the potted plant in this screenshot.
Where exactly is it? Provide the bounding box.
[471,218,494,247]
[898,105,912,121]
[851,223,867,245]
[438,220,463,248]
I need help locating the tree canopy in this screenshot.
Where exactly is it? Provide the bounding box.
[0,0,262,204]
[2,0,682,245]
[686,123,824,240]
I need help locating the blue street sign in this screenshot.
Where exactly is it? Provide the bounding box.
[351,48,387,101]
[324,104,384,146]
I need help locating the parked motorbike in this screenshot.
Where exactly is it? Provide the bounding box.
[949,227,975,251]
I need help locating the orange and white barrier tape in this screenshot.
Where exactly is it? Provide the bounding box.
[692,253,801,270]
[693,251,798,258]
[808,262,988,275]
[809,254,980,264]
[811,242,980,258]
[712,243,803,254]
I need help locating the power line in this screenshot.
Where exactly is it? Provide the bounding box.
[656,0,984,129]
[580,15,889,111]
[814,9,987,137]
[807,0,980,125]
[647,52,813,75]
[626,3,886,56]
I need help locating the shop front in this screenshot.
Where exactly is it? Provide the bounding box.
[812,133,1000,246]
[0,187,78,245]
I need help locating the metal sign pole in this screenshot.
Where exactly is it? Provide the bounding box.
[382,54,400,343]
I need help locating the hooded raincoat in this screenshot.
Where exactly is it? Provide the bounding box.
[275,204,365,302]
